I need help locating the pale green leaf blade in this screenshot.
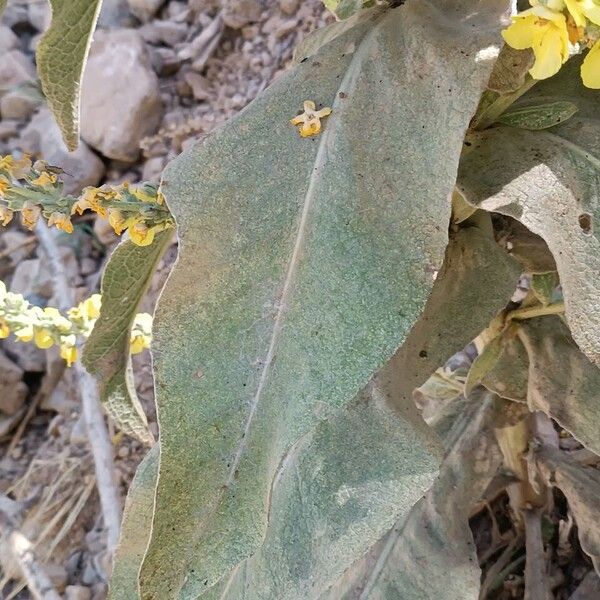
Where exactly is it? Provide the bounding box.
[108,445,159,600]
[497,100,578,130]
[328,393,526,600]
[517,315,600,455]
[82,232,171,445]
[205,223,520,599]
[36,0,103,150]
[458,56,600,367]
[141,0,510,595]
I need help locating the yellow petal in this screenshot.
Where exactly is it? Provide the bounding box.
[130,335,147,354]
[565,0,587,26]
[581,40,600,88]
[34,328,54,349]
[60,345,77,366]
[581,0,600,25]
[502,15,538,50]
[129,223,156,246]
[0,320,9,338]
[530,24,568,79]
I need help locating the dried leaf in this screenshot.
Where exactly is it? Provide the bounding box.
[465,333,505,395]
[497,101,578,130]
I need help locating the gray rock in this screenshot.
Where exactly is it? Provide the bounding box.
[222,0,261,29]
[127,0,165,22]
[141,156,166,182]
[184,71,211,100]
[1,230,35,264]
[45,563,68,593]
[140,19,188,46]
[65,585,92,600]
[93,216,119,246]
[80,29,163,162]
[70,414,88,445]
[0,25,19,52]
[10,258,52,298]
[20,108,105,195]
[0,50,35,90]
[0,119,19,141]
[279,0,300,15]
[0,353,28,415]
[0,88,40,120]
[0,4,29,28]
[97,0,133,28]
[27,1,51,32]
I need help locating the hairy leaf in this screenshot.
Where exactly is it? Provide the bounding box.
[517,316,600,455]
[327,393,525,600]
[82,233,171,445]
[497,101,578,130]
[109,445,159,600]
[458,57,600,366]
[36,0,103,150]
[202,223,519,599]
[141,1,510,595]
[536,447,600,574]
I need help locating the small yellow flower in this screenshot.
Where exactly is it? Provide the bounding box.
[0,155,31,179]
[20,202,41,230]
[128,222,155,246]
[130,312,152,353]
[14,324,33,342]
[75,187,110,218]
[290,100,332,138]
[77,294,102,321]
[47,211,74,234]
[0,204,13,226]
[31,171,58,187]
[0,176,10,197]
[0,319,9,338]
[108,209,128,235]
[34,327,54,349]
[130,334,150,354]
[582,39,600,87]
[502,5,569,80]
[60,344,77,366]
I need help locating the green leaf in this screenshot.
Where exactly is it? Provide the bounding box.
[82,232,171,445]
[202,223,519,599]
[327,392,526,600]
[517,316,600,455]
[458,56,600,367]
[36,0,103,151]
[497,100,578,130]
[108,445,159,600]
[140,0,510,595]
[530,272,559,306]
[465,333,505,396]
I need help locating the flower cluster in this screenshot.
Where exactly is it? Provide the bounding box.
[0,281,152,366]
[0,154,173,246]
[503,0,600,87]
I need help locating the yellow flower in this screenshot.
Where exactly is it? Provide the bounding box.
[0,155,31,179]
[47,211,74,234]
[34,327,54,349]
[60,344,77,366]
[290,100,332,138]
[14,324,33,342]
[75,187,110,218]
[502,5,569,80]
[31,171,58,187]
[128,222,155,246]
[130,334,150,354]
[0,204,13,226]
[566,0,600,25]
[582,39,600,87]
[79,294,102,321]
[20,202,41,230]
[0,319,9,338]
[108,209,128,235]
[0,176,10,197]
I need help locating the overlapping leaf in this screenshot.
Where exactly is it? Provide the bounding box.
[141,1,510,596]
[37,0,104,150]
[199,223,519,599]
[82,233,171,445]
[458,57,600,366]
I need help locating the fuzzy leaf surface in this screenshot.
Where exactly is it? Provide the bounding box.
[36,0,103,150]
[141,0,509,595]
[82,233,171,445]
[458,57,600,366]
[203,223,519,599]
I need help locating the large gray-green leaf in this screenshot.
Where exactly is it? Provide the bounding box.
[109,445,159,600]
[517,316,600,455]
[82,233,171,445]
[536,446,600,574]
[458,57,600,366]
[326,393,526,600]
[36,0,103,150]
[202,223,519,600]
[141,0,509,595]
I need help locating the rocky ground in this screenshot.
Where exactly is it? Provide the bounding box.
[0,1,331,598]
